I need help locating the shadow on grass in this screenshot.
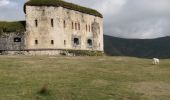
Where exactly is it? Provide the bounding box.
[38,84,50,96]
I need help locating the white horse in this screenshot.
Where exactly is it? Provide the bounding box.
[152,58,159,65]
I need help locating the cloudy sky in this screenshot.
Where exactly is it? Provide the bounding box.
[0,0,170,39]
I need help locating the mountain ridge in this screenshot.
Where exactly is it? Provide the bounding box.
[104,35,170,58]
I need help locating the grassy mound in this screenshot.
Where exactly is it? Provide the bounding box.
[0,21,25,33]
[24,0,103,18]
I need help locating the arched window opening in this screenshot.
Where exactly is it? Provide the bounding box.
[87,39,92,47]
[74,38,79,45]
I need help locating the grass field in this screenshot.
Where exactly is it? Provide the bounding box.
[0,56,170,100]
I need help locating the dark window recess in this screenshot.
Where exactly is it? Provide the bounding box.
[0,50,2,54]
[78,23,80,30]
[35,40,38,44]
[35,19,38,27]
[64,20,66,28]
[51,19,54,27]
[75,23,77,30]
[89,25,91,32]
[64,40,66,45]
[74,38,79,45]
[14,38,21,42]
[51,40,54,44]
[87,39,92,46]
[86,24,88,32]
[72,22,74,29]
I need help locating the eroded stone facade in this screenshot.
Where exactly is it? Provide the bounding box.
[0,32,24,54]
[0,5,103,55]
[25,6,103,51]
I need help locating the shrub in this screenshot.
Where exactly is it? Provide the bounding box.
[38,84,50,95]
[64,49,103,56]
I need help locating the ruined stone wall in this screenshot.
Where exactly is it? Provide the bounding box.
[0,32,24,51]
[25,6,103,51]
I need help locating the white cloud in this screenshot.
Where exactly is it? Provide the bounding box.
[66,0,126,15]
[0,0,170,38]
[96,0,126,15]
[0,0,24,21]
[0,0,18,7]
[0,0,10,6]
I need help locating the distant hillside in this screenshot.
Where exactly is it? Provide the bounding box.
[104,35,170,58]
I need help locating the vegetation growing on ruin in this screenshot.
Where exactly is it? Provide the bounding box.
[0,21,25,33]
[61,50,103,56]
[24,0,103,18]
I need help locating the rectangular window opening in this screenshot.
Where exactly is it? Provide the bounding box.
[14,37,21,42]
[35,19,38,27]
[89,25,91,32]
[35,40,38,45]
[72,22,74,29]
[64,20,66,28]
[75,23,77,30]
[51,19,54,27]
[64,40,66,45]
[78,23,80,30]
[51,40,54,45]
[86,24,88,32]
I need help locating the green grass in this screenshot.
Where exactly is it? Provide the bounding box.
[25,0,103,18]
[0,56,170,100]
[0,21,25,33]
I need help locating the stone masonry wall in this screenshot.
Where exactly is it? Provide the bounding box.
[25,6,103,51]
[0,32,24,51]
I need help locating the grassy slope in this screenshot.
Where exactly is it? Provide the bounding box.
[0,56,170,100]
[0,21,25,33]
[104,35,170,59]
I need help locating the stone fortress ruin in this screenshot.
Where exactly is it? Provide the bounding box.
[0,0,103,55]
